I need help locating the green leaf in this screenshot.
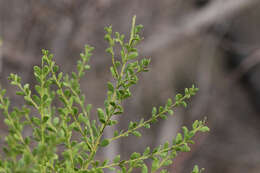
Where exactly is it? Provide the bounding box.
[42,94,48,102]
[25,137,30,145]
[132,131,142,137]
[4,119,11,126]
[139,118,144,124]
[32,95,40,105]
[167,98,172,107]
[192,120,199,129]
[73,126,80,132]
[162,160,172,166]
[33,66,41,74]
[192,165,199,173]
[151,157,160,172]
[84,65,91,70]
[128,121,137,129]
[108,120,117,126]
[110,66,117,79]
[175,133,182,144]
[102,159,109,166]
[42,116,49,123]
[113,155,120,163]
[163,141,169,149]
[180,143,190,152]
[86,104,92,114]
[64,89,71,97]
[130,152,141,159]
[182,101,187,108]
[160,114,167,120]
[152,107,157,116]
[199,126,210,132]
[159,106,164,113]
[100,139,110,147]
[168,110,174,116]
[188,131,195,138]
[182,126,189,139]
[97,108,106,124]
[175,94,183,101]
[143,147,150,156]
[16,91,25,96]
[160,169,168,173]
[144,123,150,129]
[31,117,41,126]
[107,82,114,92]
[113,130,119,137]
[91,120,99,137]
[23,152,31,165]
[78,113,86,123]
[53,117,59,125]
[46,126,57,133]
[141,164,148,173]
[58,72,63,81]
[53,65,59,72]
[127,52,138,60]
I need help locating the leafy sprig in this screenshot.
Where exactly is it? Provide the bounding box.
[89,119,209,173]
[0,16,209,173]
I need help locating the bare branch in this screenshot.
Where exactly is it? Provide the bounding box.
[141,0,260,54]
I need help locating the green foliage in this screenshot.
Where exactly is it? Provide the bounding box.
[191,165,205,173]
[0,16,209,173]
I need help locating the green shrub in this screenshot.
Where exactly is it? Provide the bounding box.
[0,16,209,173]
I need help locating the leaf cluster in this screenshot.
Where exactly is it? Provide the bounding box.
[0,16,209,173]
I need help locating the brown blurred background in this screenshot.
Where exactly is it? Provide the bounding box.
[1,0,260,172]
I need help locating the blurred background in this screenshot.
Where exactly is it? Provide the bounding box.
[1,0,260,172]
